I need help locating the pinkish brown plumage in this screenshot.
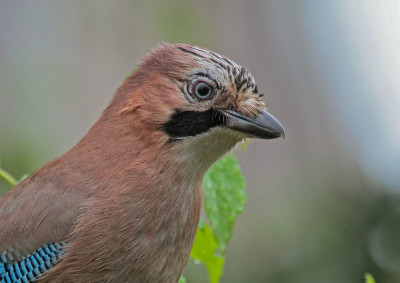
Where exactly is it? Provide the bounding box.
[0,43,284,282]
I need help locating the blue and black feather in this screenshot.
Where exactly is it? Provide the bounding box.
[0,242,66,283]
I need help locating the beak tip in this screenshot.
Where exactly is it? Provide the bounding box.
[277,125,285,139]
[256,109,285,140]
[269,129,285,140]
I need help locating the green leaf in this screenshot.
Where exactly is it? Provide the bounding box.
[189,153,247,282]
[203,153,246,253]
[190,224,224,283]
[178,275,186,283]
[365,273,376,283]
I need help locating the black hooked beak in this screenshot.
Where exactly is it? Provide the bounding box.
[220,109,285,139]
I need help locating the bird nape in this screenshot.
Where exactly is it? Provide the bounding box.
[0,43,284,283]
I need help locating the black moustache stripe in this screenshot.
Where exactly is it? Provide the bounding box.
[163,109,224,140]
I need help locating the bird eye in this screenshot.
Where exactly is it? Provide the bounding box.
[192,81,214,101]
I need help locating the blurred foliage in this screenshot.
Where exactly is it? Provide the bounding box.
[365,273,376,283]
[0,158,18,187]
[155,0,213,44]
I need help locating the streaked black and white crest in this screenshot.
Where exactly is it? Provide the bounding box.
[177,45,259,96]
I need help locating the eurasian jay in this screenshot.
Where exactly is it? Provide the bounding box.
[0,43,284,283]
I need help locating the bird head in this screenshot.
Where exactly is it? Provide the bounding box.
[98,43,284,175]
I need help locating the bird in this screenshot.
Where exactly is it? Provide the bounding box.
[0,43,284,283]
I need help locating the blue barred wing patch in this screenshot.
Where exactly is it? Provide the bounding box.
[0,242,66,283]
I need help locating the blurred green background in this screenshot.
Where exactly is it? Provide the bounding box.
[1,1,400,282]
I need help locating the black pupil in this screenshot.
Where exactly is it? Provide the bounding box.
[195,83,212,98]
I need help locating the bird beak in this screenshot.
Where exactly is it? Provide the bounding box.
[221,109,285,139]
